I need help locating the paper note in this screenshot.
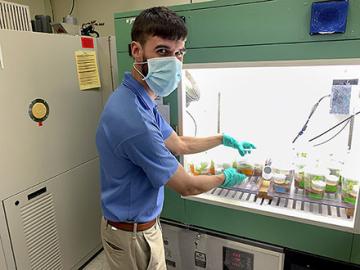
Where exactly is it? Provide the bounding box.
[75,50,101,90]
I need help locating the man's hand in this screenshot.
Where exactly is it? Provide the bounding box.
[222,134,256,156]
[220,168,247,188]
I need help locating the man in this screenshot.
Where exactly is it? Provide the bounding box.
[96,6,255,270]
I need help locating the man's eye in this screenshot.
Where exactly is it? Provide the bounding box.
[157,49,168,55]
[175,50,186,57]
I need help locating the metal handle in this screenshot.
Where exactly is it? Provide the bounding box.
[0,43,4,69]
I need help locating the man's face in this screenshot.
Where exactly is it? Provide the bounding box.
[131,36,186,76]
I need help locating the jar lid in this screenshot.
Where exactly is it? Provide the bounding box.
[326,175,338,184]
[238,162,253,168]
[312,180,326,189]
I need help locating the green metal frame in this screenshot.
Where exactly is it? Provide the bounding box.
[114,0,360,264]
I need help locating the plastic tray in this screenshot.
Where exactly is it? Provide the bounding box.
[267,181,354,209]
[222,176,262,194]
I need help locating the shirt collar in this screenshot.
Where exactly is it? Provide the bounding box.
[123,72,157,110]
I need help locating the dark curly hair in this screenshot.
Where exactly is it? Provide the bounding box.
[131,6,187,45]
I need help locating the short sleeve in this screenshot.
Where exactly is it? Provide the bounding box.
[119,128,179,188]
[154,108,173,140]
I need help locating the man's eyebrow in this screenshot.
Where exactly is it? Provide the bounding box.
[154,45,171,50]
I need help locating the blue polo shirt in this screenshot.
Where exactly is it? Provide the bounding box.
[96,72,179,223]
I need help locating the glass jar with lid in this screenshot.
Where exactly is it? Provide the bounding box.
[237,162,254,177]
[271,159,294,194]
[294,152,307,189]
[325,174,339,193]
[304,166,328,200]
[326,154,343,186]
[341,171,359,205]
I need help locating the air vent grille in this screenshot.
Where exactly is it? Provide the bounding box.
[0,1,31,31]
[20,193,63,270]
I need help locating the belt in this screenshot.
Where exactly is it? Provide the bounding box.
[107,219,156,232]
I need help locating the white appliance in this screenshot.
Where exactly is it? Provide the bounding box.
[0,30,105,269]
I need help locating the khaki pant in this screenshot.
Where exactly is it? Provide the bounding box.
[101,217,166,270]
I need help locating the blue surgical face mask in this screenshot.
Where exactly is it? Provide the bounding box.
[133,56,183,97]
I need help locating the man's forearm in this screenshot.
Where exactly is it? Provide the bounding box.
[185,174,225,196]
[180,135,223,154]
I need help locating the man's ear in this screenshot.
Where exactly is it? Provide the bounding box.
[130,41,143,62]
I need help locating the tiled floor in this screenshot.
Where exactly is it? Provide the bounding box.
[82,250,110,270]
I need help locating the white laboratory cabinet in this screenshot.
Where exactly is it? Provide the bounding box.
[180,62,360,235]
[0,30,116,269]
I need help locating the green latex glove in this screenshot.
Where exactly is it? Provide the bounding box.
[222,134,256,156]
[220,168,247,188]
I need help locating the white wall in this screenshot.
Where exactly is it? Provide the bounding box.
[50,0,213,37]
[5,0,214,35]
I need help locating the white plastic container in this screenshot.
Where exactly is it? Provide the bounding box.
[304,167,328,200]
